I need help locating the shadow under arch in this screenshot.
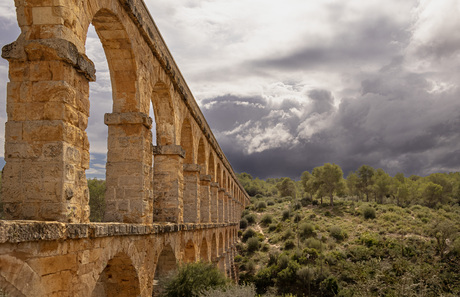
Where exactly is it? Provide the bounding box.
[200,237,209,262]
[91,252,140,297]
[0,255,44,297]
[184,239,196,263]
[153,245,177,297]
[211,233,218,263]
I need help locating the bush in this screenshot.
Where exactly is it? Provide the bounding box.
[256,201,267,211]
[267,199,275,206]
[240,218,248,229]
[329,226,347,241]
[299,223,315,239]
[268,224,277,232]
[244,214,257,225]
[247,237,260,252]
[305,238,322,250]
[284,239,295,250]
[277,254,290,269]
[201,284,256,297]
[260,214,274,226]
[363,206,376,219]
[282,209,291,220]
[161,262,227,297]
[282,229,294,240]
[292,200,302,210]
[242,228,257,242]
[293,213,302,223]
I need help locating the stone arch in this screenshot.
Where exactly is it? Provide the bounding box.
[91,252,140,297]
[211,233,218,263]
[216,163,222,185]
[218,232,224,256]
[152,82,176,146]
[223,171,227,189]
[153,245,177,296]
[200,238,209,262]
[184,240,196,263]
[197,138,206,175]
[0,255,44,297]
[90,8,138,112]
[225,230,229,250]
[208,152,215,179]
[180,117,194,163]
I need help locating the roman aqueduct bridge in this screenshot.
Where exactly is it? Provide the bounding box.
[0,0,250,295]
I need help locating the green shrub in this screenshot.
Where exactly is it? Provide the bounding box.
[268,224,277,232]
[247,237,260,252]
[161,262,227,297]
[299,222,315,239]
[320,276,340,297]
[260,214,273,226]
[292,200,302,210]
[293,213,302,223]
[267,199,275,206]
[284,239,295,250]
[256,201,267,211]
[282,229,294,240]
[277,254,290,269]
[282,209,291,220]
[242,228,257,242]
[305,238,322,250]
[240,218,248,229]
[201,284,256,297]
[363,206,376,219]
[244,214,256,225]
[329,225,347,241]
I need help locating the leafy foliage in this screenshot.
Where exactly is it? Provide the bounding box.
[161,262,227,297]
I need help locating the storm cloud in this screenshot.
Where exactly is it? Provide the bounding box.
[0,0,459,179]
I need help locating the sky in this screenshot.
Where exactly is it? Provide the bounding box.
[0,0,460,179]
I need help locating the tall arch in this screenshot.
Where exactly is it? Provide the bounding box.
[208,153,215,179]
[180,118,194,163]
[197,138,206,175]
[152,82,176,146]
[153,245,177,296]
[216,163,222,185]
[200,238,209,262]
[91,252,140,297]
[184,240,196,263]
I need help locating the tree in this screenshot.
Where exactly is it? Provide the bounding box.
[312,166,325,204]
[277,178,297,198]
[317,163,344,206]
[372,168,392,203]
[357,165,375,202]
[88,178,106,222]
[301,171,316,200]
[422,182,443,208]
[346,172,360,201]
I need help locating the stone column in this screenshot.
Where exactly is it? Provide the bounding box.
[104,112,153,223]
[200,175,212,223]
[218,254,227,277]
[218,188,225,224]
[183,163,200,223]
[2,38,96,222]
[152,145,185,223]
[210,182,219,223]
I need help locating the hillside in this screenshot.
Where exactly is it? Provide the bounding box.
[236,196,460,296]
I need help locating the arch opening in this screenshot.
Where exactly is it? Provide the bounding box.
[153,245,177,297]
[91,252,140,297]
[184,240,196,263]
[200,238,209,262]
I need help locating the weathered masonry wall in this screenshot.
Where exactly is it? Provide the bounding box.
[0,0,251,295]
[0,221,239,296]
